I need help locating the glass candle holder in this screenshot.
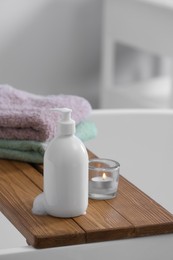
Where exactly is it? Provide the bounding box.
[89,158,120,200]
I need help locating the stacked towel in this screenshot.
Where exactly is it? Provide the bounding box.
[0,85,92,141]
[0,85,97,163]
[0,121,97,163]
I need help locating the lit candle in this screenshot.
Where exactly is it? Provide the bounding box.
[89,158,120,200]
[91,173,113,189]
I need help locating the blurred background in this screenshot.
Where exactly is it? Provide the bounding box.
[0,0,172,109]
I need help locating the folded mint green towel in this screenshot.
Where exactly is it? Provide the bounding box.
[0,121,97,163]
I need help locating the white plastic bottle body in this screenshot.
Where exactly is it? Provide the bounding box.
[44,135,88,218]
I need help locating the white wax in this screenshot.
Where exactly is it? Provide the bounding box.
[91,176,113,189]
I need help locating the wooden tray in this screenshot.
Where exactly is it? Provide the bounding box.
[0,150,173,249]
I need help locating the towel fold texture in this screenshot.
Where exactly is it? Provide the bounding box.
[0,121,97,163]
[0,85,92,141]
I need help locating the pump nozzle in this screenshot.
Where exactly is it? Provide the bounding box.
[50,107,75,136]
[50,108,72,122]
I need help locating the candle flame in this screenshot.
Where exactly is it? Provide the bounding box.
[102,173,107,180]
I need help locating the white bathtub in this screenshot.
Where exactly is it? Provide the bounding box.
[1,109,173,259]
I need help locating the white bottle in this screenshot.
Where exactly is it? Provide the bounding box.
[43,108,88,218]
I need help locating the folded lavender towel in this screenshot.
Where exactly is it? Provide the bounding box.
[0,85,92,141]
[0,121,97,163]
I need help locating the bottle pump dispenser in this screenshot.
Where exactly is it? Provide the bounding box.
[41,107,88,218]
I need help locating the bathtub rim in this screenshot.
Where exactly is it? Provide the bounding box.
[91,108,173,116]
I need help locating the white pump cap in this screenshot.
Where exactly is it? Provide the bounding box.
[51,108,75,136]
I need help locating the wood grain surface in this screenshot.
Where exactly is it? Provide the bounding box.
[0,150,173,248]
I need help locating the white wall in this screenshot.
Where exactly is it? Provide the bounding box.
[0,0,102,108]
